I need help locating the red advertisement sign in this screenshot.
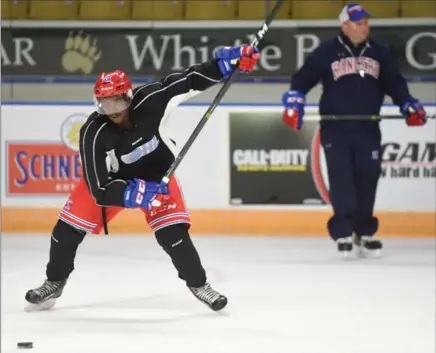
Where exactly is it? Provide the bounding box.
[7,142,82,195]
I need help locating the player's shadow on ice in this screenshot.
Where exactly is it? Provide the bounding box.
[46,303,228,333]
[46,293,230,327]
[54,311,222,330]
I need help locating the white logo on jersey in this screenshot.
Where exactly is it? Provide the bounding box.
[121,135,160,164]
[106,149,120,173]
[149,203,177,217]
[331,56,380,81]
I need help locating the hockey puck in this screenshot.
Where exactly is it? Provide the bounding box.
[17,342,33,349]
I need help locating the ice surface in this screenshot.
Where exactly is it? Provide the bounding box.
[1,234,435,353]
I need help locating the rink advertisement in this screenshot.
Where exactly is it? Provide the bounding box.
[380,141,436,179]
[7,143,82,195]
[2,104,435,208]
[4,110,88,196]
[229,112,325,205]
[1,104,435,236]
[229,110,436,207]
[1,23,435,79]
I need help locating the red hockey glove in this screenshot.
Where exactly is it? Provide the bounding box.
[406,109,426,126]
[283,109,304,130]
[401,97,427,126]
[282,90,305,130]
[215,45,260,79]
[237,46,260,73]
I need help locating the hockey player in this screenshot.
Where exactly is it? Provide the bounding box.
[281,4,427,256]
[25,45,260,312]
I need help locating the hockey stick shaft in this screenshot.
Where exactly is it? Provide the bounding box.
[161,0,285,184]
[320,114,436,121]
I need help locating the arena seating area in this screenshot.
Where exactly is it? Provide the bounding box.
[2,0,434,21]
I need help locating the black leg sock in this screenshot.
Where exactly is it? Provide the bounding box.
[46,220,86,281]
[155,224,207,288]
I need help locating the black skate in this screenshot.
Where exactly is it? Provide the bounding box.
[24,279,67,312]
[354,235,382,257]
[189,283,228,312]
[336,236,353,258]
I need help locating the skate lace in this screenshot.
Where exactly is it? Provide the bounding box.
[34,280,63,298]
[190,283,220,304]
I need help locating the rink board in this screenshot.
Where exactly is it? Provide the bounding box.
[1,104,435,237]
[2,208,435,237]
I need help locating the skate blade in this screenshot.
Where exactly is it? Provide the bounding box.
[340,250,354,259]
[356,247,381,259]
[24,298,57,312]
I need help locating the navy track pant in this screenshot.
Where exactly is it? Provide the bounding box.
[320,126,382,240]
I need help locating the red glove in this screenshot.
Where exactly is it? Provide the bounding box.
[401,97,427,126]
[238,46,260,73]
[283,109,303,130]
[282,90,305,130]
[406,109,426,126]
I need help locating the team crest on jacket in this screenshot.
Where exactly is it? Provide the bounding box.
[331,56,380,81]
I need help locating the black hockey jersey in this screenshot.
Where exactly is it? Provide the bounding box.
[79,59,222,207]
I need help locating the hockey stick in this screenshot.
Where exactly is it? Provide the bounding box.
[320,114,436,121]
[158,0,286,186]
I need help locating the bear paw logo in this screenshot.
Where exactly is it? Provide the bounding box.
[62,31,102,75]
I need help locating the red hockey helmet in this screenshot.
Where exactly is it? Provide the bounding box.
[93,70,133,115]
